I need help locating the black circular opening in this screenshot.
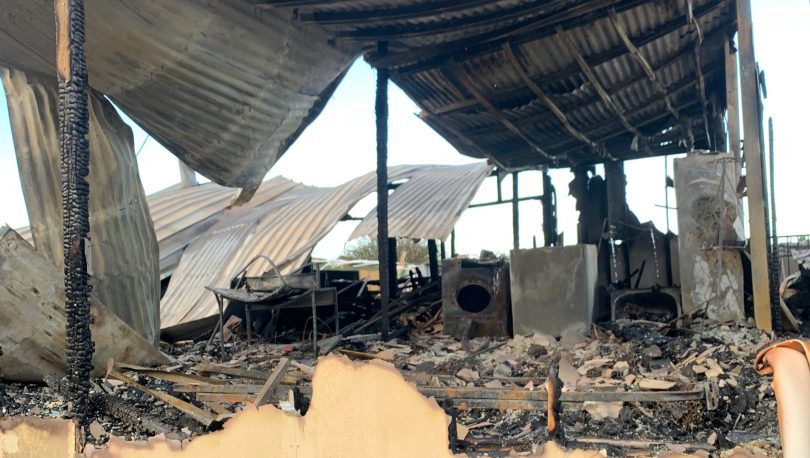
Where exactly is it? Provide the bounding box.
[457,284,491,313]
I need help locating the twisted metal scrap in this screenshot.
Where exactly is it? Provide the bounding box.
[56,0,94,424]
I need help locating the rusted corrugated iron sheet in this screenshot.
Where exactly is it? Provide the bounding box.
[0,227,170,382]
[351,162,492,241]
[2,68,161,345]
[0,0,354,189]
[160,165,430,332]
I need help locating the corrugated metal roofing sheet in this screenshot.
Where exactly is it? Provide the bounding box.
[290,0,735,168]
[160,165,431,331]
[0,0,355,189]
[351,162,492,241]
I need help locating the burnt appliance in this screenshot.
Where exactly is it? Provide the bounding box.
[442,257,511,339]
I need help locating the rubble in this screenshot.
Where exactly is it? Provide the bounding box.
[0,300,783,457]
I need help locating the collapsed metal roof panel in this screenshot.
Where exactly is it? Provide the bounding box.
[148,178,307,278]
[160,165,431,331]
[351,162,492,241]
[0,0,355,189]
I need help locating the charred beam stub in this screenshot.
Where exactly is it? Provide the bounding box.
[55,0,95,426]
[44,374,171,436]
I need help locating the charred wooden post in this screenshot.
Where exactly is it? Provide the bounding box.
[605,161,630,284]
[768,117,780,322]
[541,170,557,247]
[388,238,398,299]
[512,172,520,252]
[428,239,439,281]
[736,0,772,331]
[55,0,94,426]
[375,41,391,338]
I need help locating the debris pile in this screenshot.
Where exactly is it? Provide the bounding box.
[0,306,782,456]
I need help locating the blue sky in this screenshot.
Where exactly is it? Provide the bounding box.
[0,0,807,258]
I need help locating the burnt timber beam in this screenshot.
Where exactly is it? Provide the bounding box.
[449,64,555,161]
[388,238,398,299]
[298,0,493,25]
[56,0,94,428]
[451,41,724,140]
[420,1,726,116]
[462,65,719,159]
[502,42,602,156]
[375,42,391,339]
[736,0,771,331]
[608,10,681,121]
[542,170,557,247]
[255,0,354,8]
[370,0,648,71]
[428,240,439,281]
[334,0,579,42]
[555,25,641,138]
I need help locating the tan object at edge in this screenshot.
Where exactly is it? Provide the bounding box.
[754,339,810,458]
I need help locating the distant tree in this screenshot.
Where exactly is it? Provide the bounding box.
[341,237,429,264]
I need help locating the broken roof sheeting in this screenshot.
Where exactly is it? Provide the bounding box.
[160,165,430,331]
[149,178,307,278]
[351,162,492,241]
[0,227,170,382]
[275,0,734,169]
[0,0,354,189]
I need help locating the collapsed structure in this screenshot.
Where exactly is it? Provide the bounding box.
[0,0,804,456]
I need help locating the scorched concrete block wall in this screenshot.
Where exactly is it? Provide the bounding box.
[510,245,598,337]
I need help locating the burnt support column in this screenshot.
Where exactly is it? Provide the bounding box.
[736,0,772,331]
[451,229,456,257]
[428,239,439,282]
[542,170,557,246]
[375,42,391,338]
[56,0,94,425]
[512,172,520,252]
[605,161,630,284]
[388,238,398,299]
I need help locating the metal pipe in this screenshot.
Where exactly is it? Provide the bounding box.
[375,41,390,339]
[56,0,94,428]
[468,194,542,208]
